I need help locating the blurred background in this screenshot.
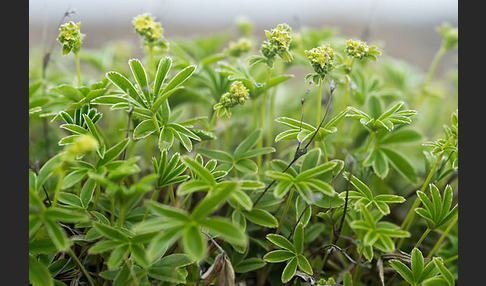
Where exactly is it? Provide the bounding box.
[29,0,458,75]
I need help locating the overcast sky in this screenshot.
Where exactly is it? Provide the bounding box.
[30,0,457,27]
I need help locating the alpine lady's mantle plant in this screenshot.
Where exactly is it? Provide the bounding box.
[29,14,458,286]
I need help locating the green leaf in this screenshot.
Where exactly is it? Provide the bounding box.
[234,129,262,158]
[130,243,149,268]
[239,147,275,159]
[153,57,172,98]
[234,258,266,273]
[106,71,142,105]
[281,257,297,283]
[128,58,150,102]
[266,234,295,252]
[43,207,87,223]
[93,222,130,242]
[89,240,124,254]
[97,138,130,167]
[57,193,83,208]
[36,154,63,191]
[80,178,97,208]
[182,156,216,187]
[295,160,338,181]
[29,254,54,286]
[191,181,238,219]
[300,148,321,172]
[200,217,246,246]
[390,260,414,284]
[162,65,196,95]
[133,119,157,140]
[182,225,205,261]
[379,129,422,145]
[147,229,184,263]
[91,95,129,105]
[234,158,258,173]
[43,219,70,251]
[343,172,374,200]
[146,200,190,222]
[242,208,278,228]
[296,254,313,275]
[197,148,233,162]
[293,223,304,254]
[60,124,89,135]
[381,147,417,183]
[107,244,129,269]
[263,250,294,263]
[411,248,424,282]
[370,149,389,179]
[158,126,175,150]
[231,189,253,210]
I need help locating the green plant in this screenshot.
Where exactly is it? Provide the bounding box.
[29,15,458,286]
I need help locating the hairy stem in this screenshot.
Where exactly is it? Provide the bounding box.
[314,80,323,148]
[413,45,446,109]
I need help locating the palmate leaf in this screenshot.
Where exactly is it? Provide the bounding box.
[415,184,458,229]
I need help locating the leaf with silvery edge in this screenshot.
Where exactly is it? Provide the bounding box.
[415,184,458,229]
[342,171,405,215]
[389,248,439,286]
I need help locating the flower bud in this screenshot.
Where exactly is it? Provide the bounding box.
[345,39,369,60]
[213,81,250,117]
[437,23,458,51]
[260,23,293,62]
[57,21,83,55]
[305,44,335,77]
[65,134,99,159]
[132,13,164,45]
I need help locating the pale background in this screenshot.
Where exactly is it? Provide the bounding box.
[29,0,458,73]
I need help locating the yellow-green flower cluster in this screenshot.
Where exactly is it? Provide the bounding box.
[345,39,370,60]
[305,44,335,77]
[226,38,253,58]
[132,13,164,44]
[214,81,249,117]
[261,23,293,62]
[57,21,83,55]
[63,134,99,160]
[437,23,458,51]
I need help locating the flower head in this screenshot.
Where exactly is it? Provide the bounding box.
[437,23,458,51]
[64,134,99,160]
[132,13,164,44]
[345,40,369,60]
[260,23,293,62]
[213,81,249,117]
[305,44,335,78]
[57,21,83,55]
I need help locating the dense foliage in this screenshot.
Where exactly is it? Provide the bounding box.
[29,14,458,286]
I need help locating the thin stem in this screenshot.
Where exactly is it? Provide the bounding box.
[266,87,278,161]
[91,183,101,211]
[427,216,458,261]
[364,130,376,153]
[148,45,156,77]
[68,248,95,286]
[51,170,66,207]
[276,187,295,235]
[257,67,272,169]
[413,45,446,109]
[396,136,454,247]
[314,80,323,148]
[414,228,432,249]
[74,52,82,86]
[335,75,350,157]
